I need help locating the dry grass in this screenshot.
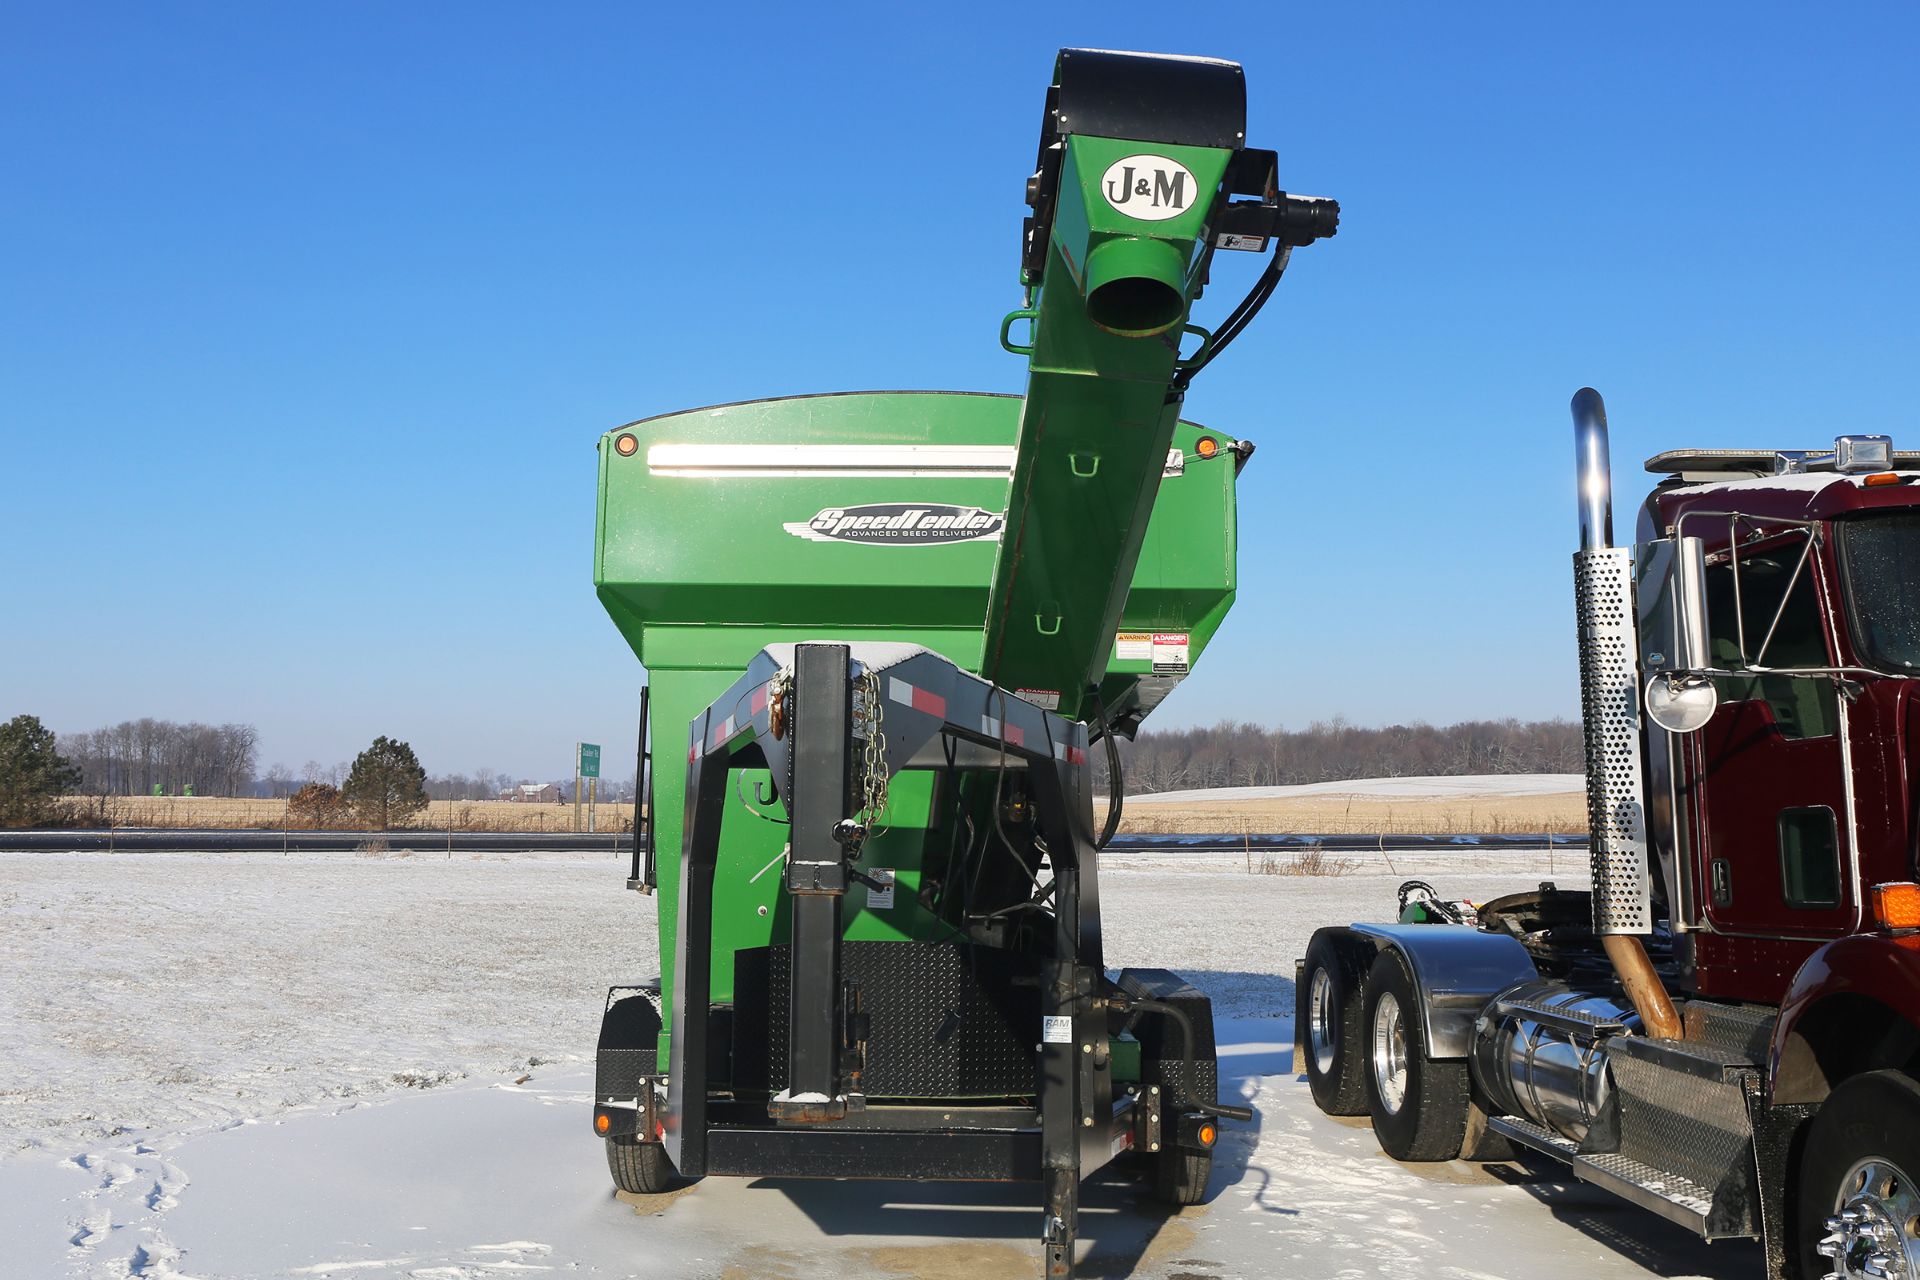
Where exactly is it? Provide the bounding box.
[89,789,1585,838]
[1113,791,1587,836]
[1257,847,1360,876]
[90,796,639,834]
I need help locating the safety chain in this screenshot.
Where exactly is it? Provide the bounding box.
[847,669,890,851]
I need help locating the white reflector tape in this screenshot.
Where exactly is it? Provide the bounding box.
[648,444,1017,478]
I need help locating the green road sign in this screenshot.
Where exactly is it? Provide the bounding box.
[577,743,601,778]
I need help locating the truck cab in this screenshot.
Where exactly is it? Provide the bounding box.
[1639,451,1920,1007]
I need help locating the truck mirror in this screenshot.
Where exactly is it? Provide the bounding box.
[1635,535,1717,733]
[1645,670,1718,734]
[1669,536,1712,674]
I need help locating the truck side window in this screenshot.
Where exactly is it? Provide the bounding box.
[1778,806,1841,909]
[1703,541,1837,739]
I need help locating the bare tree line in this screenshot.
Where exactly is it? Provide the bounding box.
[59,720,636,805]
[60,719,260,798]
[1117,717,1584,795]
[57,712,1576,804]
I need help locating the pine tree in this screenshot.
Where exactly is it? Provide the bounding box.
[341,736,428,830]
[0,714,82,827]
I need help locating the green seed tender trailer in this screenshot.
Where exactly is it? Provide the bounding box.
[588,49,1338,1276]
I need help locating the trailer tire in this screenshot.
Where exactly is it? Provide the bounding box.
[1150,1146,1213,1206]
[1794,1069,1920,1279]
[605,1134,678,1195]
[1363,950,1470,1162]
[1300,934,1370,1116]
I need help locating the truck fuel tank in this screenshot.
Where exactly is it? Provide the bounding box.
[1472,982,1639,1149]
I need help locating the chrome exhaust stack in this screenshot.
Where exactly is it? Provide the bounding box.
[1569,389,1681,1039]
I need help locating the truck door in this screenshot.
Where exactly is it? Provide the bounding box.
[1689,531,1855,949]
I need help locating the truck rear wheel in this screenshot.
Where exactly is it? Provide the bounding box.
[1796,1069,1920,1280]
[1363,950,1470,1162]
[605,1134,678,1194]
[1300,934,1369,1116]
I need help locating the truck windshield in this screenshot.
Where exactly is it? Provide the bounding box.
[1839,511,1920,671]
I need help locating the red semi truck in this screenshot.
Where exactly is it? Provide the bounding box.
[1299,390,1920,1280]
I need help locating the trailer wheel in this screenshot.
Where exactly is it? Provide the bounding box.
[1150,1146,1213,1206]
[1362,950,1469,1162]
[1795,1070,1920,1280]
[1299,934,1369,1116]
[605,1134,678,1195]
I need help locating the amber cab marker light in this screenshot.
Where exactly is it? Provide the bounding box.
[1194,436,1220,460]
[594,1112,612,1134]
[1869,882,1920,931]
[1863,472,1903,487]
[614,433,640,457]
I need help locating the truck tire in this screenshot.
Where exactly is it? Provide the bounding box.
[1150,1146,1213,1206]
[1795,1069,1920,1279]
[605,1134,678,1194]
[1300,933,1369,1116]
[1362,949,1470,1162]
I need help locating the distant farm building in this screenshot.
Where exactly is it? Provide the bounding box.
[502,783,562,803]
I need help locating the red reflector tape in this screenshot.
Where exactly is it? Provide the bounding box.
[888,676,947,719]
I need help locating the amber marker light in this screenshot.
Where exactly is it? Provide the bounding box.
[594,1113,612,1134]
[614,433,640,457]
[1198,1122,1217,1147]
[1869,882,1920,931]
[1194,436,1220,460]
[1863,472,1904,487]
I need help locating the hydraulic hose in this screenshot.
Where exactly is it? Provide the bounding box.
[1118,995,1254,1122]
[1088,689,1123,850]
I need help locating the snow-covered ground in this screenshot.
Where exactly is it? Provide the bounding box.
[1124,774,1586,804]
[1,848,1756,1279]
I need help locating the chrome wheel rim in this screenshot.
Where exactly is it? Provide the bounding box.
[1309,966,1338,1075]
[1821,1156,1920,1279]
[1371,990,1407,1116]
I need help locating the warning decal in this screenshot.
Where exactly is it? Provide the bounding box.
[1115,631,1152,662]
[1151,632,1191,676]
[1016,688,1060,711]
[864,867,895,911]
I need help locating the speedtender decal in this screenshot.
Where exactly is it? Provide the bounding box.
[783,503,1005,546]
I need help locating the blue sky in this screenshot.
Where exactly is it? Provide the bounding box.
[4,3,1917,780]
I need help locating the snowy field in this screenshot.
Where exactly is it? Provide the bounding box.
[0,848,1758,1279]
[1122,774,1586,804]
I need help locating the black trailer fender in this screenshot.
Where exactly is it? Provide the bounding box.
[595,985,664,1140]
[1344,924,1538,1059]
[1114,968,1221,1116]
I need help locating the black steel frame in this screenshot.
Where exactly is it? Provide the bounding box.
[665,642,1123,1279]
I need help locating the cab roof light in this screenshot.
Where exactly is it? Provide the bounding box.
[1835,434,1894,474]
[1863,472,1906,487]
[1869,882,1920,932]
